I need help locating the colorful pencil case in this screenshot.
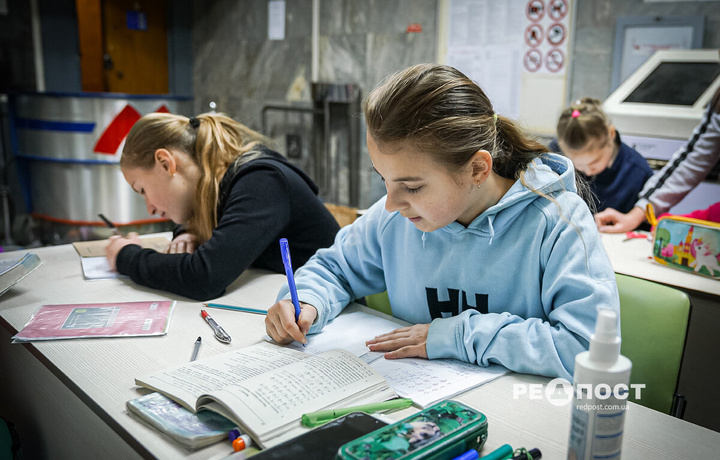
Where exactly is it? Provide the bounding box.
[336,400,487,460]
[647,204,720,279]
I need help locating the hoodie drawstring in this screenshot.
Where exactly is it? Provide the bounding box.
[421,232,427,248]
[487,216,495,245]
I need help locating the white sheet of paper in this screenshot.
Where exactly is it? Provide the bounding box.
[267,0,285,40]
[81,256,121,280]
[290,311,508,408]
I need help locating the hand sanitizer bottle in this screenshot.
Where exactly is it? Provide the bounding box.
[567,308,632,460]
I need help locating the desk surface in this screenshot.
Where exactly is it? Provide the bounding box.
[1,241,719,459]
[601,233,720,296]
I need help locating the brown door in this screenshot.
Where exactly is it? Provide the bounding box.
[101,0,168,94]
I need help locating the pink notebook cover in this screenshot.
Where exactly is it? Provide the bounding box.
[12,300,175,342]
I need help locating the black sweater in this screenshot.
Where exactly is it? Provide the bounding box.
[116,147,340,300]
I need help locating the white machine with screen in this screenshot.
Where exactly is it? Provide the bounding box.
[603,49,720,214]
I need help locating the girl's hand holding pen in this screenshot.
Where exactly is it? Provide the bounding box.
[366,324,430,359]
[265,299,316,345]
[105,232,142,271]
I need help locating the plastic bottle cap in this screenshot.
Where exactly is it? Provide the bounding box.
[595,309,617,341]
[233,434,252,452]
[588,308,621,363]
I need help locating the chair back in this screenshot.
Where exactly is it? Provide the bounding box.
[324,203,359,228]
[616,273,690,414]
[366,290,392,316]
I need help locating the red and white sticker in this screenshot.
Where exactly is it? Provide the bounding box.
[548,0,568,21]
[526,0,545,22]
[545,49,565,72]
[525,24,544,48]
[546,22,566,46]
[524,49,543,72]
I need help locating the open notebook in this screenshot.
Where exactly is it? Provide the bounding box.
[72,236,170,280]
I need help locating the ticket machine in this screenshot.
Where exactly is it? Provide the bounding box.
[603,49,720,214]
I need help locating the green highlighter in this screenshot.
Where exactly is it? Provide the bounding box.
[302,398,414,427]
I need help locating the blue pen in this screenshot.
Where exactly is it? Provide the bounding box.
[279,238,302,322]
[452,449,479,460]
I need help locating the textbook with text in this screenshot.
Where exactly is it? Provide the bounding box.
[133,341,397,449]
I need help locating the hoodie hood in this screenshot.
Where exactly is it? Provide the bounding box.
[234,145,320,194]
[438,153,577,240]
[217,145,319,212]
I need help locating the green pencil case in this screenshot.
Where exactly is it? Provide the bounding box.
[336,400,487,460]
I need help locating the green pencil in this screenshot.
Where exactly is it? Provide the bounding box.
[202,303,267,315]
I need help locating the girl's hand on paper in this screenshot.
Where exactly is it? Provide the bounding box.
[167,232,198,254]
[105,232,143,271]
[265,299,317,344]
[366,324,429,359]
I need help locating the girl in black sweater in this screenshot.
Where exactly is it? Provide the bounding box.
[105,113,340,300]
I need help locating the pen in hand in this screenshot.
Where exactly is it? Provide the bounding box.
[279,238,305,345]
[201,310,231,344]
[279,238,301,321]
[190,336,201,361]
[98,213,121,236]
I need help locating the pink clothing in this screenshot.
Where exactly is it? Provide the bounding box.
[658,202,720,224]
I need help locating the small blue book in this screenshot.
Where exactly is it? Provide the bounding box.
[0,252,42,298]
[126,392,236,450]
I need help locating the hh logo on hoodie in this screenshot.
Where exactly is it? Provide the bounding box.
[426,287,488,319]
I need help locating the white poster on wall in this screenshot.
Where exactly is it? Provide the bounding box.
[446,0,525,119]
[444,0,573,134]
[268,0,286,41]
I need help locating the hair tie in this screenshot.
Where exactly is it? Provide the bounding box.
[493,113,498,124]
[571,110,581,118]
[189,117,200,128]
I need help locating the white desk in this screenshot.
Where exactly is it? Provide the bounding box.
[601,233,720,297]
[601,233,720,433]
[1,242,719,459]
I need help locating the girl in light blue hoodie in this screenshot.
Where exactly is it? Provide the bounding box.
[266,64,619,380]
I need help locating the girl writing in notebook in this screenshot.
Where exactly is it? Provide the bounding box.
[265,64,618,380]
[105,113,339,300]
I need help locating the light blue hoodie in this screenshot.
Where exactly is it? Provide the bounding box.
[278,154,619,381]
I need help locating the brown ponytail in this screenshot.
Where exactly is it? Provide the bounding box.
[363,63,548,181]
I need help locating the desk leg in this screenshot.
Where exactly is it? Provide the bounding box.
[0,327,143,460]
